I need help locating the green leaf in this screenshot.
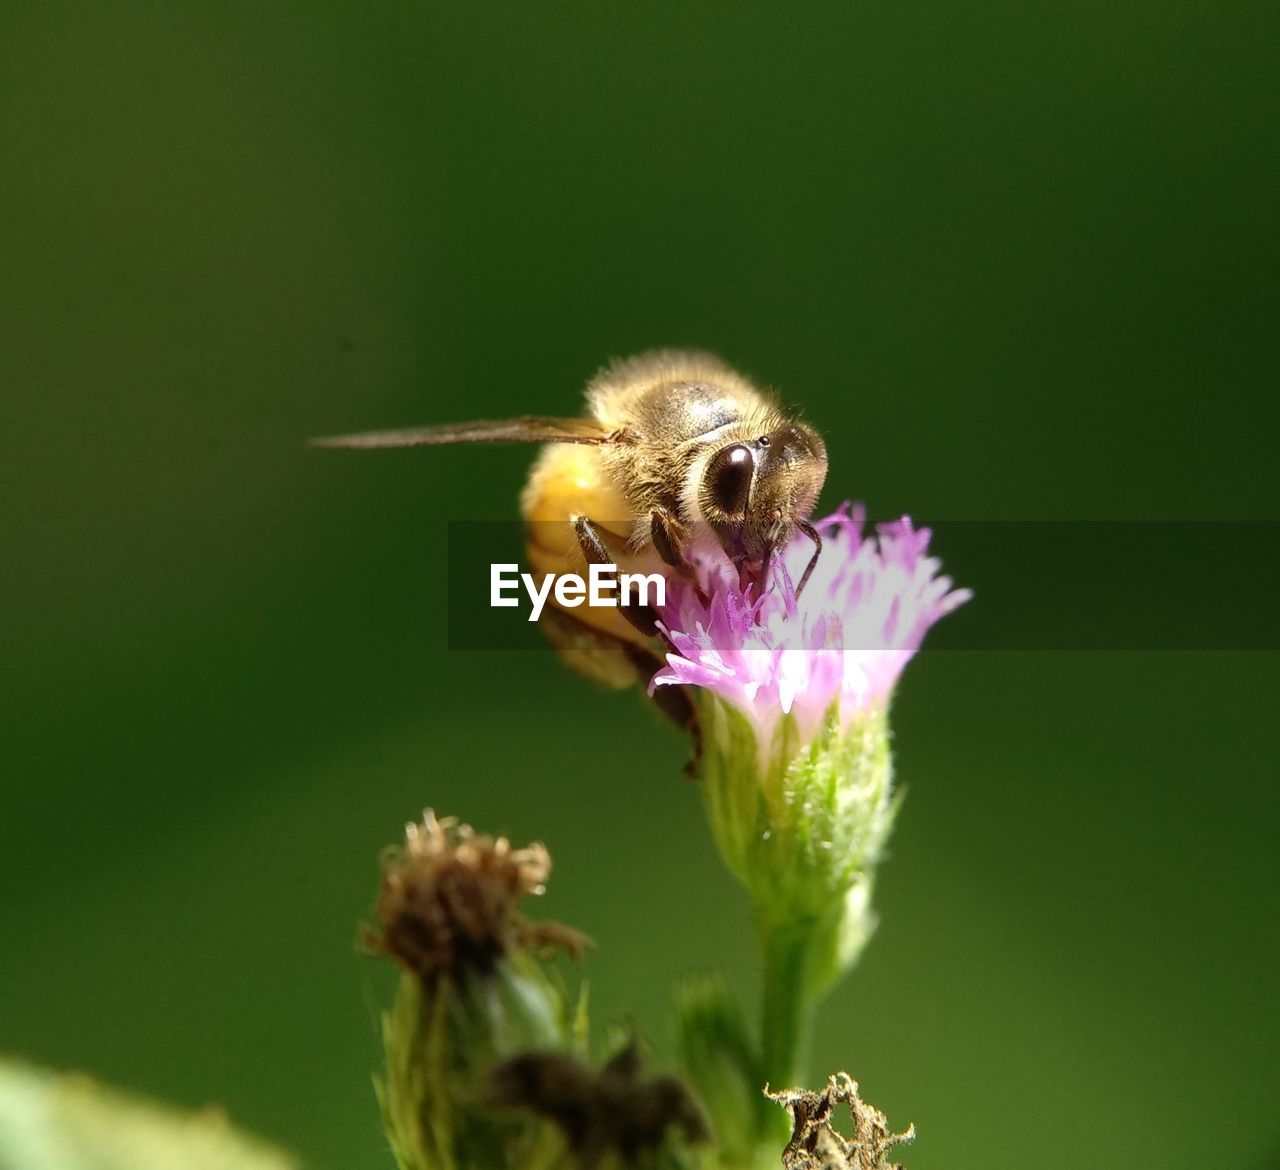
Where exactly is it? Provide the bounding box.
[0,1057,299,1170]
[674,974,763,1168]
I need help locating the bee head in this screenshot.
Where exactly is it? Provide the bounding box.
[699,420,828,588]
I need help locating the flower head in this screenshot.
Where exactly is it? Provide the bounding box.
[653,504,970,752]
[366,810,586,982]
[368,813,590,1170]
[649,506,970,1008]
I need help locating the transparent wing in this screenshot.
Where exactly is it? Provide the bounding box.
[310,415,616,449]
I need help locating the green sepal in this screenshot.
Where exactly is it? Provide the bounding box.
[697,697,896,959]
[378,953,579,1170]
[673,974,764,1168]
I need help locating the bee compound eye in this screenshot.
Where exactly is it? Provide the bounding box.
[705,443,754,516]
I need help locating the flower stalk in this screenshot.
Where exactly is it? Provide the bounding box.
[655,507,968,1113]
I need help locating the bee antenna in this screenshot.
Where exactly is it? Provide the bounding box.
[795,519,822,599]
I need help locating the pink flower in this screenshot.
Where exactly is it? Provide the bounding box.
[652,504,971,748]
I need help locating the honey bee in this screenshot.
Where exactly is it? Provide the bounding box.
[314,350,827,692]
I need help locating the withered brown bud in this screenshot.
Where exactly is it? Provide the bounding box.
[765,1072,915,1170]
[364,810,587,980]
[488,1042,709,1169]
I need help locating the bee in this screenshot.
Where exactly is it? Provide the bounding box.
[314,350,827,692]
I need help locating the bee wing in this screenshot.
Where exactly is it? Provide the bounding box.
[311,416,618,449]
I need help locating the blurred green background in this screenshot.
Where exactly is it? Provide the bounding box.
[2,3,1278,1168]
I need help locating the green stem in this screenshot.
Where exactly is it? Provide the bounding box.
[760,920,813,1092]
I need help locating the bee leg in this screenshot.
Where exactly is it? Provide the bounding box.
[650,510,709,606]
[656,685,703,775]
[621,644,703,774]
[571,515,660,638]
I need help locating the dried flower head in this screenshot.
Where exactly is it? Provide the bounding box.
[654,504,970,753]
[766,1073,915,1170]
[488,1042,708,1170]
[365,810,586,980]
